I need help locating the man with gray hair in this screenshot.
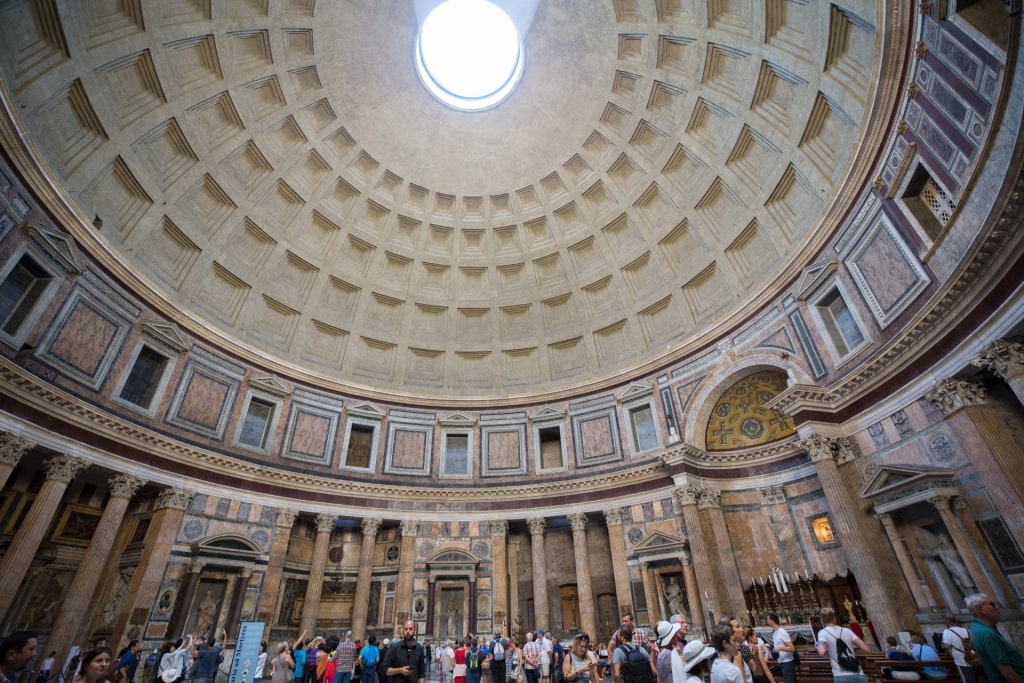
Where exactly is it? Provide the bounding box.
[336,631,358,683]
[966,593,1024,683]
[488,628,508,683]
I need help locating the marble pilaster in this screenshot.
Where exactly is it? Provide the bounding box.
[257,507,299,624]
[925,378,1024,537]
[876,513,931,610]
[0,455,88,621]
[394,519,419,629]
[674,486,712,621]
[680,551,703,629]
[490,520,509,630]
[803,434,912,642]
[527,517,549,631]
[698,487,746,617]
[603,508,633,617]
[351,517,382,638]
[300,513,336,634]
[508,535,521,636]
[46,474,146,669]
[568,513,596,638]
[759,485,805,578]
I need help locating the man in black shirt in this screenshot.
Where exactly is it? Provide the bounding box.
[384,621,425,683]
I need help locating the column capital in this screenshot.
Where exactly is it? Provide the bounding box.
[361,517,382,537]
[108,473,147,498]
[697,487,721,509]
[315,513,336,534]
[930,494,954,511]
[603,508,623,527]
[876,512,895,527]
[925,378,990,415]
[489,519,509,536]
[400,519,420,537]
[568,512,588,531]
[156,487,195,510]
[0,433,36,466]
[674,485,700,506]
[275,507,299,528]
[759,485,786,505]
[971,338,1024,381]
[800,434,856,465]
[526,517,547,535]
[43,454,89,482]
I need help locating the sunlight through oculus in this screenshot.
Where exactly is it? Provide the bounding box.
[416,0,523,111]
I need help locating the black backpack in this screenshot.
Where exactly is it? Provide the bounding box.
[829,629,860,672]
[617,645,654,683]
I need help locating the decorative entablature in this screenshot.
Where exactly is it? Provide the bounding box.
[631,530,687,563]
[660,436,804,473]
[859,464,959,514]
[438,411,476,427]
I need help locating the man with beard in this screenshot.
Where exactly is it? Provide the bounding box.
[385,621,426,683]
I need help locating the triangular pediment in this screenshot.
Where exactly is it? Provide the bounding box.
[794,258,838,302]
[26,222,83,274]
[249,375,289,397]
[632,530,685,553]
[347,401,385,418]
[140,321,189,353]
[439,412,476,426]
[618,382,653,401]
[859,464,959,512]
[531,406,565,421]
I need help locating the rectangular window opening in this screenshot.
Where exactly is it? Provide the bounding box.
[444,433,470,476]
[239,397,275,449]
[538,426,563,469]
[816,288,864,357]
[119,346,169,409]
[0,255,53,336]
[629,405,658,452]
[345,424,375,468]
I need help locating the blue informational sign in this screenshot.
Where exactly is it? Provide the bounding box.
[228,622,266,683]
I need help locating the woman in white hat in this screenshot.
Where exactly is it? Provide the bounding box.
[654,622,683,683]
[681,641,717,683]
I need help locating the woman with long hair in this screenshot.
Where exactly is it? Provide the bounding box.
[562,635,598,683]
[742,628,775,683]
[272,642,296,683]
[73,648,113,683]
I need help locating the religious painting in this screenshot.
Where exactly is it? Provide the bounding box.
[20,569,72,629]
[806,513,840,550]
[189,579,227,639]
[53,504,103,545]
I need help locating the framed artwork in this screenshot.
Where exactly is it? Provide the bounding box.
[53,504,102,545]
[4,492,34,534]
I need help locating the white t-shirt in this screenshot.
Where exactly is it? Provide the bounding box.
[772,628,794,664]
[540,639,552,665]
[816,626,862,676]
[711,658,743,683]
[942,627,969,668]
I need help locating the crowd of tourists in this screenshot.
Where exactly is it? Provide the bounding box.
[3,592,1024,683]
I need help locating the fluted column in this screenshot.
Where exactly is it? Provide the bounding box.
[698,487,746,617]
[639,561,660,628]
[0,454,88,621]
[226,567,253,639]
[803,434,911,642]
[508,535,521,636]
[568,513,596,638]
[876,513,931,610]
[47,473,146,669]
[759,485,806,576]
[257,508,298,624]
[674,486,712,621]
[490,520,509,630]
[972,338,1024,403]
[168,559,204,638]
[394,519,419,630]
[527,517,549,631]
[680,551,703,629]
[108,487,194,644]
[351,517,382,638]
[603,508,633,617]
[930,496,1001,601]
[926,378,1024,537]
[300,513,336,634]
[0,434,35,491]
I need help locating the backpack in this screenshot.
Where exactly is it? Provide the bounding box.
[491,640,506,662]
[828,629,860,672]
[946,628,982,667]
[616,644,654,683]
[468,648,480,671]
[362,647,378,669]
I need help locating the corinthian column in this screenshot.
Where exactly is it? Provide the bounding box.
[300,513,336,634]
[568,513,596,638]
[603,508,633,617]
[351,517,382,638]
[0,454,89,621]
[876,514,931,610]
[394,519,419,629]
[929,496,1001,601]
[674,486,712,622]
[0,434,35,490]
[925,378,1024,537]
[527,517,549,630]
[490,520,509,630]
[972,338,1024,403]
[803,434,911,642]
[257,508,299,624]
[47,473,146,668]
